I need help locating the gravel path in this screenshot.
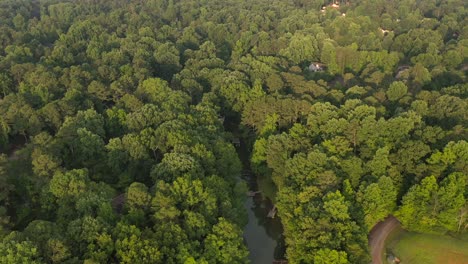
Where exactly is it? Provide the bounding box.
[369,216,401,264]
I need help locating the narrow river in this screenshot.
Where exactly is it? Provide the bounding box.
[235,136,286,263]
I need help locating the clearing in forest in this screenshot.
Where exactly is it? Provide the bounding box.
[386,232,468,264]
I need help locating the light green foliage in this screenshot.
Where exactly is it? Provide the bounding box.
[105,107,127,137]
[114,223,161,264]
[323,191,351,221]
[251,137,268,173]
[427,141,468,176]
[0,232,41,264]
[0,0,466,263]
[257,96,463,262]
[31,149,60,178]
[152,153,202,182]
[203,218,248,264]
[126,182,151,210]
[47,239,71,263]
[136,78,190,113]
[411,63,431,86]
[387,81,408,101]
[2,95,43,136]
[428,95,467,125]
[212,140,243,180]
[388,232,468,264]
[126,104,165,132]
[49,169,89,199]
[116,235,161,264]
[57,109,105,139]
[366,147,391,178]
[259,113,279,137]
[443,49,463,69]
[357,177,397,230]
[265,73,284,93]
[397,173,467,233]
[280,33,318,64]
[314,249,349,264]
[321,41,339,75]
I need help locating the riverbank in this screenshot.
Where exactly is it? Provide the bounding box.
[232,127,285,263]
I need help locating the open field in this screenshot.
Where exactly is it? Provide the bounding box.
[386,232,468,264]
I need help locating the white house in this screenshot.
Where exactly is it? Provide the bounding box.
[309,63,324,72]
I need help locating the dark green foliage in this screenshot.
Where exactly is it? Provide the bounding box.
[0,0,466,263]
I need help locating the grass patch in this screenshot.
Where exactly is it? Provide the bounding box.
[386,232,468,264]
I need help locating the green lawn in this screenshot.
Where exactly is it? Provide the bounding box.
[386,232,468,264]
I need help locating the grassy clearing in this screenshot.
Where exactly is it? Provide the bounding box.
[386,231,468,264]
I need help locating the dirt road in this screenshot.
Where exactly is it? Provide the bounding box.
[369,216,400,264]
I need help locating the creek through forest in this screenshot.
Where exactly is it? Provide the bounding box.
[234,134,286,263]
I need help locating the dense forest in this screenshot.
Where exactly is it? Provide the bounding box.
[0,0,466,263]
